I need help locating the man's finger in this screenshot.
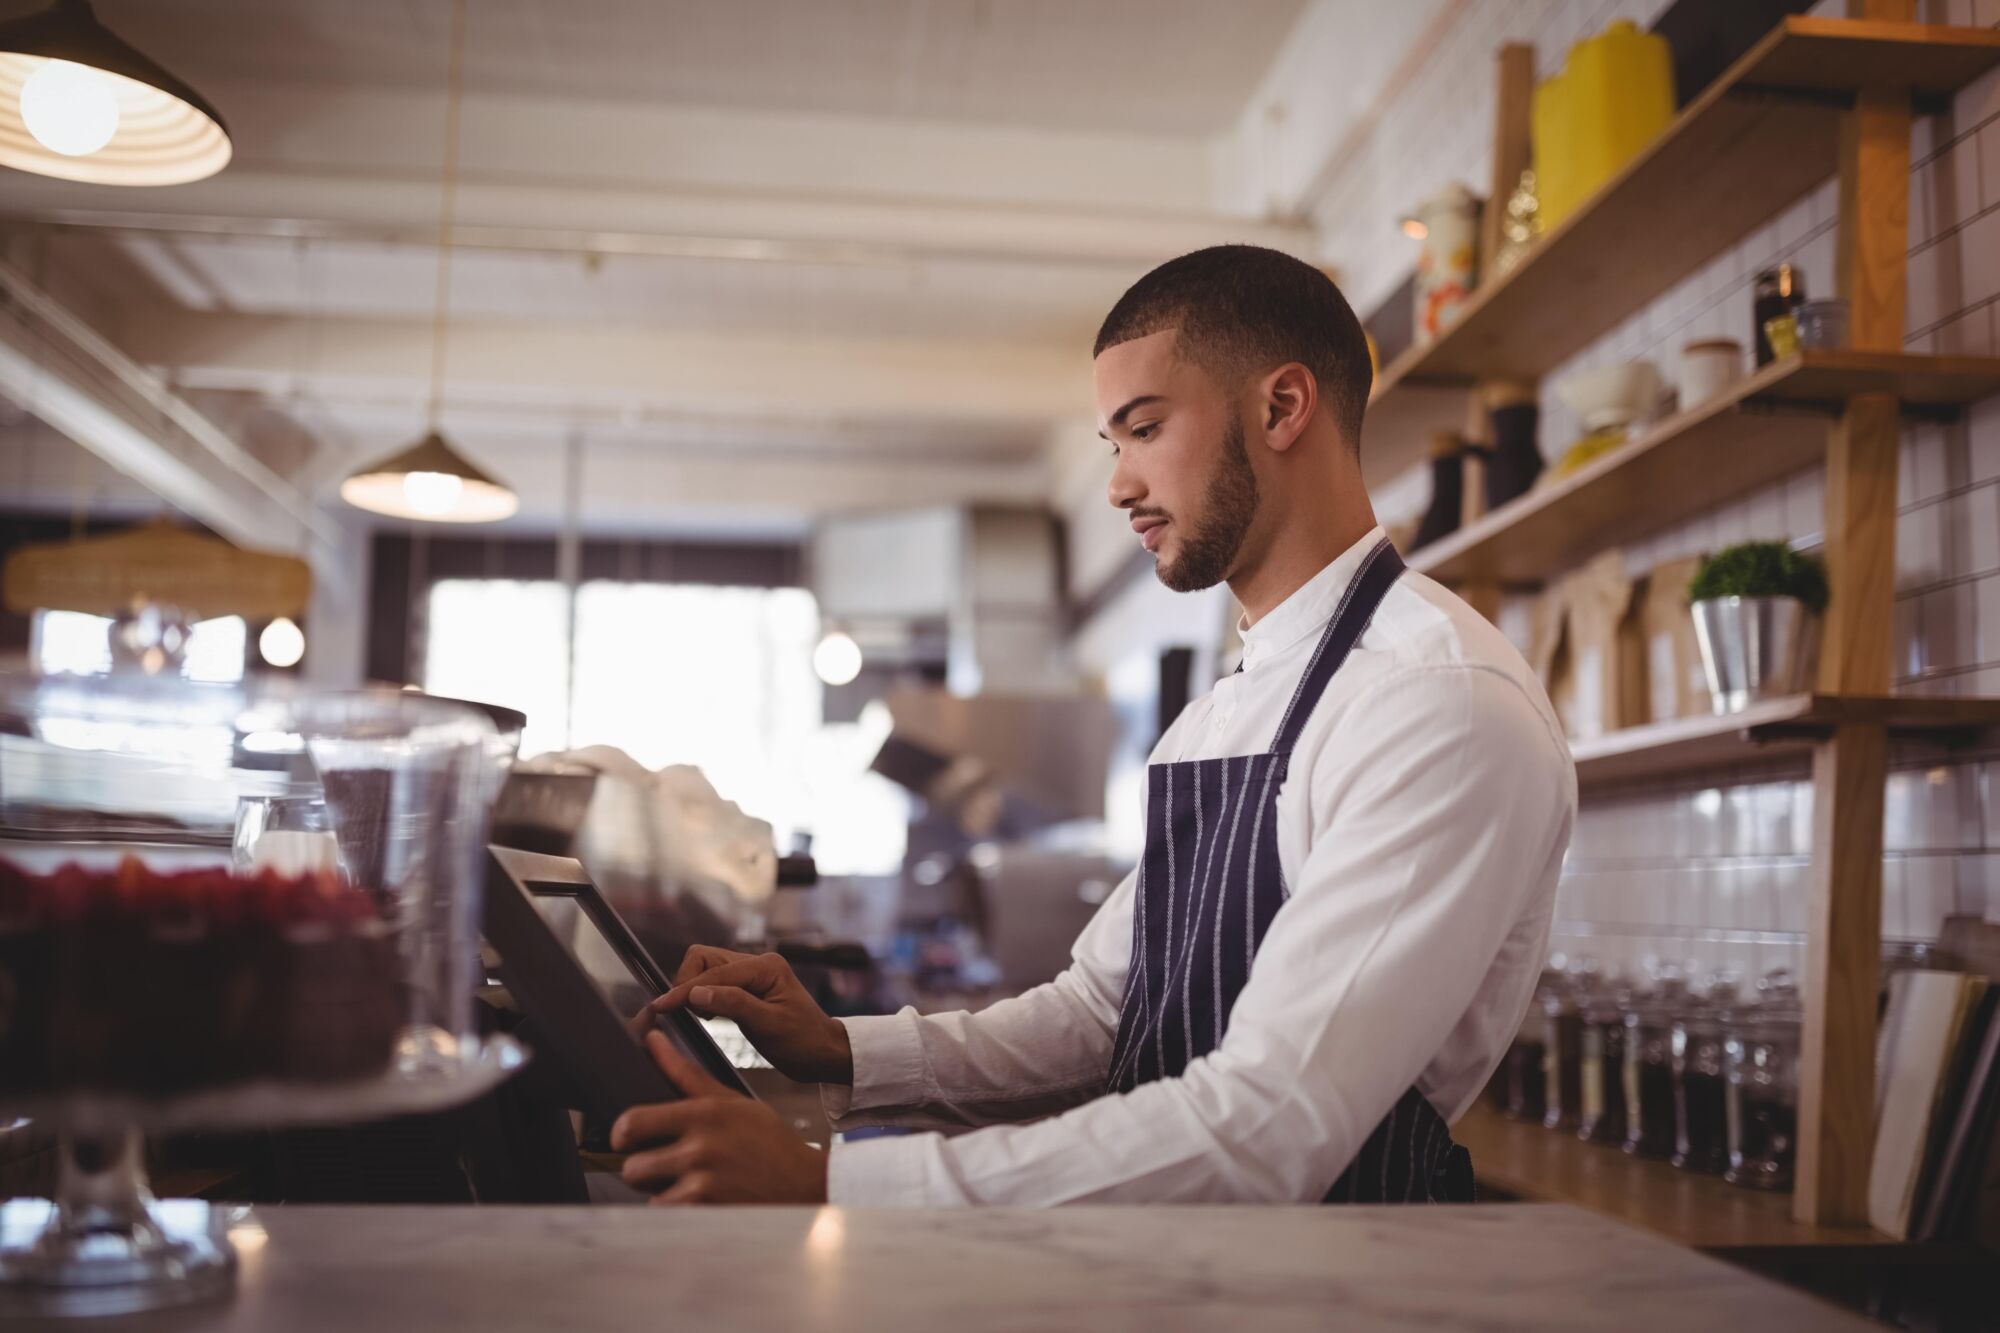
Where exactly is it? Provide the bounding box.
[609,1098,704,1152]
[671,945,755,988]
[648,1171,714,1206]
[679,982,776,1028]
[654,955,783,1011]
[620,1140,704,1190]
[644,1029,734,1100]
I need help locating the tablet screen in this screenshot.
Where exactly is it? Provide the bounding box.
[528,890,651,1014]
[526,887,767,1077]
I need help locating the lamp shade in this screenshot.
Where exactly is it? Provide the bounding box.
[340,431,519,524]
[0,0,230,186]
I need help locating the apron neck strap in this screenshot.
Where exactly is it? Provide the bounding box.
[1267,536,1405,757]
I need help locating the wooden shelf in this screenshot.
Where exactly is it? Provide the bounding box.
[1409,352,2000,588]
[1571,694,2000,788]
[1455,1105,1902,1256]
[1361,17,2000,487]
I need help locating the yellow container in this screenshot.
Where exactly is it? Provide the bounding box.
[1532,20,1675,231]
[1532,70,1579,230]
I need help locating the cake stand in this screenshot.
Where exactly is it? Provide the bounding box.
[0,1029,527,1318]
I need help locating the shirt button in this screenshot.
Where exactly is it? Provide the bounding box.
[1214,710,1232,729]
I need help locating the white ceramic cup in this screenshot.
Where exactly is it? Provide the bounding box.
[1678,338,1743,411]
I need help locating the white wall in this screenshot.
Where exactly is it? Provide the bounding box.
[1330,0,2000,978]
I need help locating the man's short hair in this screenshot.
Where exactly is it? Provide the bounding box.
[1093,244,1372,449]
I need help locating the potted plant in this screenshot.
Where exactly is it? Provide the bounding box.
[1686,542,1827,714]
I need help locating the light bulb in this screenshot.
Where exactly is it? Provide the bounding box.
[20,60,121,157]
[401,470,465,517]
[259,617,306,669]
[812,631,863,686]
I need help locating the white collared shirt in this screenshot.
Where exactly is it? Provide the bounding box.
[825,527,1576,1205]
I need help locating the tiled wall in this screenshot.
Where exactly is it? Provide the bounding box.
[1320,0,2000,980]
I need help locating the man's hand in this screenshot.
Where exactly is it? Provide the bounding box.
[613,1030,828,1205]
[652,946,853,1086]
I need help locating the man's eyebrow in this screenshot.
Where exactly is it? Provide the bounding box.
[1098,394,1165,439]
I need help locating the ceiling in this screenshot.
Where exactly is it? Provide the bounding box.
[64,0,1311,136]
[0,0,1431,542]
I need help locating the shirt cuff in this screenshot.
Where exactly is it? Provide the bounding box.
[819,1011,931,1125]
[826,1134,943,1206]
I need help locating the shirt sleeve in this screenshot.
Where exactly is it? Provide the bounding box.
[818,864,1136,1133]
[826,665,1573,1205]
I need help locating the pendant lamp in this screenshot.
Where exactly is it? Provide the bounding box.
[0,0,230,185]
[339,430,517,524]
[339,0,516,525]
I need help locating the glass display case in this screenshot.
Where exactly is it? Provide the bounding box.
[0,670,526,1317]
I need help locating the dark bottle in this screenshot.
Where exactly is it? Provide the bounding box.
[1411,432,1465,551]
[1752,264,1805,367]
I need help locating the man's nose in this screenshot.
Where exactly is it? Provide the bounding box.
[1107,452,1143,511]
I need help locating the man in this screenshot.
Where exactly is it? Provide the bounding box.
[611,245,1576,1205]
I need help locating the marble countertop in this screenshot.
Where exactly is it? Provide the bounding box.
[33,1203,1877,1333]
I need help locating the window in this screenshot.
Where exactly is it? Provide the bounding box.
[32,609,246,684]
[422,578,906,875]
[422,580,573,760]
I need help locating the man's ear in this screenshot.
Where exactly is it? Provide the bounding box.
[1258,363,1318,453]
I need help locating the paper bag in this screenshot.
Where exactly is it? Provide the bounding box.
[1540,552,1642,740]
[1638,555,1710,724]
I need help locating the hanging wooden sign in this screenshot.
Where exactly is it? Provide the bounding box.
[2,520,311,620]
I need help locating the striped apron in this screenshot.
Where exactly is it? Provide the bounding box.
[1105,537,1475,1203]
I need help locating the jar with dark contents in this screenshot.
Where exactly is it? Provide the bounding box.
[1541,963,1586,1132]
[1673,975,1737,1174]
[1752,264,1805,366]
[1502,970,1557,1121]
[1622,969,1689,1158]
[1725,970,1803,1191]
[1578,978,1631,1145]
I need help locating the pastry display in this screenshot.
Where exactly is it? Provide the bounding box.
[0,856,401,1098]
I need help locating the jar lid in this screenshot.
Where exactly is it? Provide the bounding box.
[1682,338,1741,353]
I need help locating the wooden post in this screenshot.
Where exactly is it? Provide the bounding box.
[1479,44,1535,283]
[1835,91,1911,353]
[1798,724,1889,1226]
[1455,43,1536,630]
[1795,32,1911,1226]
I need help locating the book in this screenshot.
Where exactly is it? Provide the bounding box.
[1869,971,1988,1239]
[1913,987,2000,1241]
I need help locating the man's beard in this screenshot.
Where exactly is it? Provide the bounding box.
[1156,416,1259,593]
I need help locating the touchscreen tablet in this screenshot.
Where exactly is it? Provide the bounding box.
[483,846,754,1114]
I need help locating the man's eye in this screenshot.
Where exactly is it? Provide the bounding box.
[1131,424,1157,441]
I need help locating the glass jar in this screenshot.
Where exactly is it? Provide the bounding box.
[1579,978,1631,1145]
[1502,970,1556,1121]
[1752,264,1805,366]
[1725,970,1803,1190]
[1623,970,1688,1158]
[1542,963,1586,1132]
[1673,974,1737,1174]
